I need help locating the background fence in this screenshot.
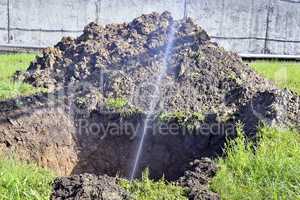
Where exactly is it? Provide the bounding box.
[1,0,300,55]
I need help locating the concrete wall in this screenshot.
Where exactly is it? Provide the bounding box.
[0,0,8,44]
[0,0,300,54]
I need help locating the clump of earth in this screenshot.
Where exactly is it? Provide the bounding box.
[1,11,299,199]
[50,158,219,200]
[50,174,131,200]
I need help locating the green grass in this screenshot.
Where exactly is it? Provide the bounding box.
[119,169,187,200]
[159,111,187,123]
[158,111,206,131]
[249,61,300,95]
[211,126,300,200]
[0,54,35,79]
[0,157,54,200]
[0,53,44,100]
[158,111,205,123]
[106,98,128,110]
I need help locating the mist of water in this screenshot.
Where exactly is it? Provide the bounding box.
[129,22,178,180]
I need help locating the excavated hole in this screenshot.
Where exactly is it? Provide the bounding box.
[0,93,235,183]
[71,111,233,181]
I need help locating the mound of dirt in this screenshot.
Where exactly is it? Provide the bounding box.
[18,12,299,132]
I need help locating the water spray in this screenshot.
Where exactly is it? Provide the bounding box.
[129,21,178,180]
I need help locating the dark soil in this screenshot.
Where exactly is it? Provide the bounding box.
[1,11,299,199]
[178,158,220,200]
[50,158,218,200]
[18,12,299,131]
[51,174,130,200]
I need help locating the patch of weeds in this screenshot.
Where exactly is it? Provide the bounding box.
[158,111,206,130]
[159,111,187,124]
[0,53,47,100]
[192,112,205,121]
[211,125,300,200]
[249,61,300,95]
[0,81,47,101]
[0,54,36,80]
[119,169,188,200]
[105,98,128,110]
[105,98,142,118]
[0,157,55,200]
